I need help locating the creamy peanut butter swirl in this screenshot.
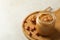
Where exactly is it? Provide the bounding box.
[39,14,53,22]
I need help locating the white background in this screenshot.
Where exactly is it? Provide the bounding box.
[0,0,60,40]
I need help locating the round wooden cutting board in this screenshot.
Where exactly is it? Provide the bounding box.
[22,8,60,40]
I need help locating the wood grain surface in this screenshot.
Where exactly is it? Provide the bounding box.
[23,9,60,40]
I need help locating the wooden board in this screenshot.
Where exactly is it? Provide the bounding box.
[22,9,60,40]
[55,9,60,32]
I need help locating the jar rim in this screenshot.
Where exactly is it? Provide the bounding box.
[36,12,56,24]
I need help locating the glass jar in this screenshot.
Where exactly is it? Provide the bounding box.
[36,7,56,36]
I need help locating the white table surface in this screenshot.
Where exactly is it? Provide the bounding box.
[0,0,60,40]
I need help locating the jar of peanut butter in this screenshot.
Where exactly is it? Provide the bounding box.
[36,8,56,36]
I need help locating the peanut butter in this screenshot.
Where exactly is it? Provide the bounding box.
[39,14,53,22]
